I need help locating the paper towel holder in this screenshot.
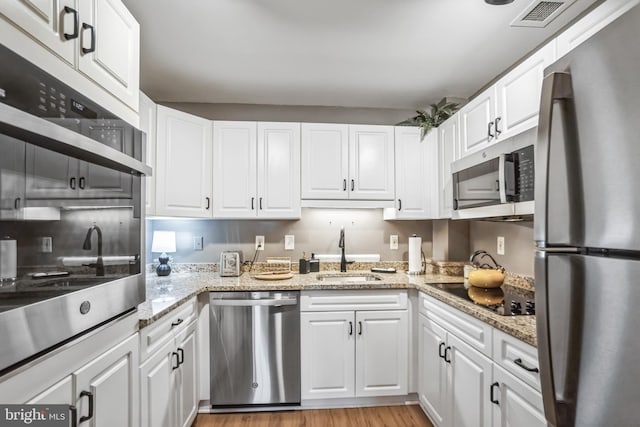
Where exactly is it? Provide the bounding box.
[408,234,426,275]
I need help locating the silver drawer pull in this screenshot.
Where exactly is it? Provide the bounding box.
[514,358,539,373]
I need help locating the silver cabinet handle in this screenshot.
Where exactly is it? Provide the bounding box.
[495,116,502,137]
[487,121,495,141]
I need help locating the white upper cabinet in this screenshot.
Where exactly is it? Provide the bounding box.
[301,123,349,200]
[556,0,639,59]
[139,92,157,216]
[212,121,300,219]
[0,0,140,113]
[77,0,139,110]
[257,122,301,218]
[384,126,435,220]
[438,115,457,218]
[494,43,555,141]
[458,87,496,159]
[301,124,395,206]
[155,106,213,218]
[348,125,395,200]
[212,121,257,218]
[0,0,78,65]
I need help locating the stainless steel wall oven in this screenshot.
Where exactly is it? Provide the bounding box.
[0,43,150,374]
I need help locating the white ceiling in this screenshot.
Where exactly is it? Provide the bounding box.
[124,0,598,109]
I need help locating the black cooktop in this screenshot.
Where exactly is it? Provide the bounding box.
[426,282,535,316]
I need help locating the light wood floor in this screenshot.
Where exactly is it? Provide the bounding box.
[192,405,434,427]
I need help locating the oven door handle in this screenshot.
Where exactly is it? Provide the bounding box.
[498,154,507,203]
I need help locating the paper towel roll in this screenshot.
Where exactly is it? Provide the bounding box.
[408,235,423,274]
[0,237,17,281]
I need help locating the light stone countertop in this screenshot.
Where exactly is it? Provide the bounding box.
[139,270,537,347]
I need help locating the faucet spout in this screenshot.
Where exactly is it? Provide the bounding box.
[83,225,104,276]
[339,227,347,272]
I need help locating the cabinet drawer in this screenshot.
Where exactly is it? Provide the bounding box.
[419,292,492,358]
[300,290,408,312]
[493,329,540,392]
[140,298,197,362]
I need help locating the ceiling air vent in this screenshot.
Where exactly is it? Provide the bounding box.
[511,0,577,28]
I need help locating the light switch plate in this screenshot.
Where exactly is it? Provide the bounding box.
[497,236,505,255]
[390,235,399,250]
[193,236,203,251]
[284,235,295,250]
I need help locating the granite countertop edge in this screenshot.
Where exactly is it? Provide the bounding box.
[139,271,537,347]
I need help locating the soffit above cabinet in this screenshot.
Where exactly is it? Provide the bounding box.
[122,0,599,110]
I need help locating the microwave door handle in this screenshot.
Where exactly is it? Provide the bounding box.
[498,154,507,203]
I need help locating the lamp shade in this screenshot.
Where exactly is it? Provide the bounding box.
[151,231,176,253]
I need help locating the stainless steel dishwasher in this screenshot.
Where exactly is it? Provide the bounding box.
[209,291,300,408]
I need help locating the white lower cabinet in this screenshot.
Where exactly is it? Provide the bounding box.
[418,314,492,427]
[73,334,139,427]
[492,365,546,427]
[140,313,198,427]
[418,292,543,427]
[300,291,408,401]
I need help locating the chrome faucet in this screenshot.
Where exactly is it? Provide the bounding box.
[339,226,348,272]
[82,225,104,276]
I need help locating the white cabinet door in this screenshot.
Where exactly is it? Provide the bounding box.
[448,333,493,427]
[492,365,546,427]
[77,0,139,110]
[556,0,639,58]
[212,121,257,218]
[140,92,156,215]
[156,106,213,218]
[438,116,456,218]
[301,123,349,200]
[355,310,408,397]
[140,339,175,427]
[0,0,77,65]
[301,311,355,400]
[348,125,395,200]
[495,43,555,141]
[257,122,301,218]
[385,126,432,219]
[176,322,198,427]
[74,334,139,427]
[459,87,496,158]
[418,314,448,427]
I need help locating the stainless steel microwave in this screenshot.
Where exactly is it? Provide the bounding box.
[451,129,535,220]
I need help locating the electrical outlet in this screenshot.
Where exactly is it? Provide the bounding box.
[497,236,505,255]
[255,235,265,251]
[284,235,295,250]
[193,236,203,251]
[390,235,399,250]
[38,237,52,253]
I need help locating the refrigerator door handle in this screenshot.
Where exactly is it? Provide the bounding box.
[536,251,582,427]
[534,71,574,246]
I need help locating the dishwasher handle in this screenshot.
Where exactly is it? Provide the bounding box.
[210,297,298,307]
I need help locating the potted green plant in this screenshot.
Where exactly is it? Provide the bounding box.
[399,102,459,141]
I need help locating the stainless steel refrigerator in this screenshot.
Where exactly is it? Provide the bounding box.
[535,5,640,427]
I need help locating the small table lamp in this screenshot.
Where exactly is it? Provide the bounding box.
[151,231,176,276]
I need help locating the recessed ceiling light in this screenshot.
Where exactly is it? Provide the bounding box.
[485,0,515,5]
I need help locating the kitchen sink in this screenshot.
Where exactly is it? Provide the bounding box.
[316,273,382,282]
